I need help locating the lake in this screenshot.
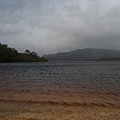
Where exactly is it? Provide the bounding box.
[0,61,120,107]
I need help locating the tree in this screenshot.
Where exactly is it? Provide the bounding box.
[0,43,18,62]
[31,51,38,57]
[25,50,31,55]
[0,43,48,62]
[2,44,8,48]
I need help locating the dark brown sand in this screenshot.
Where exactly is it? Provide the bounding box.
[0,100,120,120]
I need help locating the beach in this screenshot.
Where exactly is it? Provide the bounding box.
[0,62,120,119]
[0,100,120,120]
[1,0,120,119]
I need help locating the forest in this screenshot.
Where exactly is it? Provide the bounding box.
[0,43,48,62]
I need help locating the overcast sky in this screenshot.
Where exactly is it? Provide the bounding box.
[0,0,120,56]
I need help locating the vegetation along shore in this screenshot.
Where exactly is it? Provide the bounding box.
[0,43,48,62]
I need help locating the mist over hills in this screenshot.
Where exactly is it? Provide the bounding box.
[43,48,120,61]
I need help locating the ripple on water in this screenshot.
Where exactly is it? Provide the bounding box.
[0,62,120,107]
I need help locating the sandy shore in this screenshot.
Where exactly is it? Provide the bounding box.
[0,101,120,120]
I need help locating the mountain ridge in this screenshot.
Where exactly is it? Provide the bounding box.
[43,48,120,61]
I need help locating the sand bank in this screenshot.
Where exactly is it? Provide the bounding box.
[0,100,120,120]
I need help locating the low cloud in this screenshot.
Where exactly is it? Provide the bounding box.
[0,0,120,56]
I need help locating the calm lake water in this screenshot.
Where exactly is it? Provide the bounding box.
[0,61,120,107]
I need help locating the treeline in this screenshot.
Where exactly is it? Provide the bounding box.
[0,43,48,62]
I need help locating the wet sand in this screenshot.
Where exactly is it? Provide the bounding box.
[0,100,120,120]
[0,62,120,119]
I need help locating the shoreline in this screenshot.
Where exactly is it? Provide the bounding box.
[0,61,120,120]
[0,99,120,108]
[0,100,120,120]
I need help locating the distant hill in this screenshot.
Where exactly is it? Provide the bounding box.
[0,43,48,62]
[43,48,120,61]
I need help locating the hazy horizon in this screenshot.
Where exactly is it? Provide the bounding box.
[0,0,120,56]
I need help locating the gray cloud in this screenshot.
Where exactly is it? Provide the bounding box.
[0,0,120,56]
